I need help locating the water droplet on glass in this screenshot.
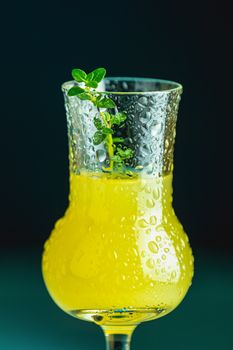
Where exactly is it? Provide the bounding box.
[146,163,154,175]
[162,254,166,260]
[96,149,106,162]
[137,218,148,228]
[133,248,138,257]
[153,188,160,200]
[139,96,148,106]
[155,235,161,242]
[146,258,155,269]
[146,199,155,208]
[164,248,169,253]
[148,241,159,254]
[122,82,128,90]
[156,224,164,232]
[189,257,194,266]
[131,215,136,222]
[165,139,169,148]
[149,216,157,225]
[180,238,186,248]
[139,117,148,125]
[128,137,133,144]
[141,250,146,258]
[171,271,177,279]
[151,122,162,136]
[144,185,151,193]
[135,165,144,170]
[182,264,186,271]
[146,228,151,235]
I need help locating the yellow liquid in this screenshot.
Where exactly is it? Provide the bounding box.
[42,173,193,325]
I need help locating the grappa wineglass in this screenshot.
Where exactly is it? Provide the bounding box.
[42,76,194,350]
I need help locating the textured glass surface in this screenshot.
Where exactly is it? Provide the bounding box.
[43,77,193,338]
[62,78,182,177]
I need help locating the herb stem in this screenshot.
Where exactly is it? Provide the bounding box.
[107,133,114,170]
[100,111,114,171]
[68,67,134,174]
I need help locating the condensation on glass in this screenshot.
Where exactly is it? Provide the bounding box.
[62,77,182,177]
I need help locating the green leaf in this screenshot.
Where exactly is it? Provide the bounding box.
[92,68,106,83]
[93,131,106,145]
[78,92,93,101]
[125,170,133,177]
[87,72,94,81]
[94,117,102,130]
[116,112,127,120]
[96,97,116,108]
[113,137,124,143]
[117,147,134,159]
[100,111,111,122]
[72,69,87,82]
[95,95,103,104]
[67,86,85,96]
[111,112,127,125]
[111,155,123,163]
[86,81,98,88]
[96,95,103,102]
[102,127,113,135]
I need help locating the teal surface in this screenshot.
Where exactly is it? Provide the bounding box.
[0,250,232,350]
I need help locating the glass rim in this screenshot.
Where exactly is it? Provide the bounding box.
[61,77,183,95]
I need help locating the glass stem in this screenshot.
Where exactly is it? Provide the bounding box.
[103,327,136,350]
[105,334,131,350]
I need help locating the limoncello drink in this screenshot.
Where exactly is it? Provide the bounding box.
[42,172,193,325]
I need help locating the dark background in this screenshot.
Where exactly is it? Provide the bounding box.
[1,0,232,349]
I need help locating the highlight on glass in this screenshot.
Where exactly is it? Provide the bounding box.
[42,68,194,350]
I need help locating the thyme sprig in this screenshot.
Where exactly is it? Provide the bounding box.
[68,67,133,173]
